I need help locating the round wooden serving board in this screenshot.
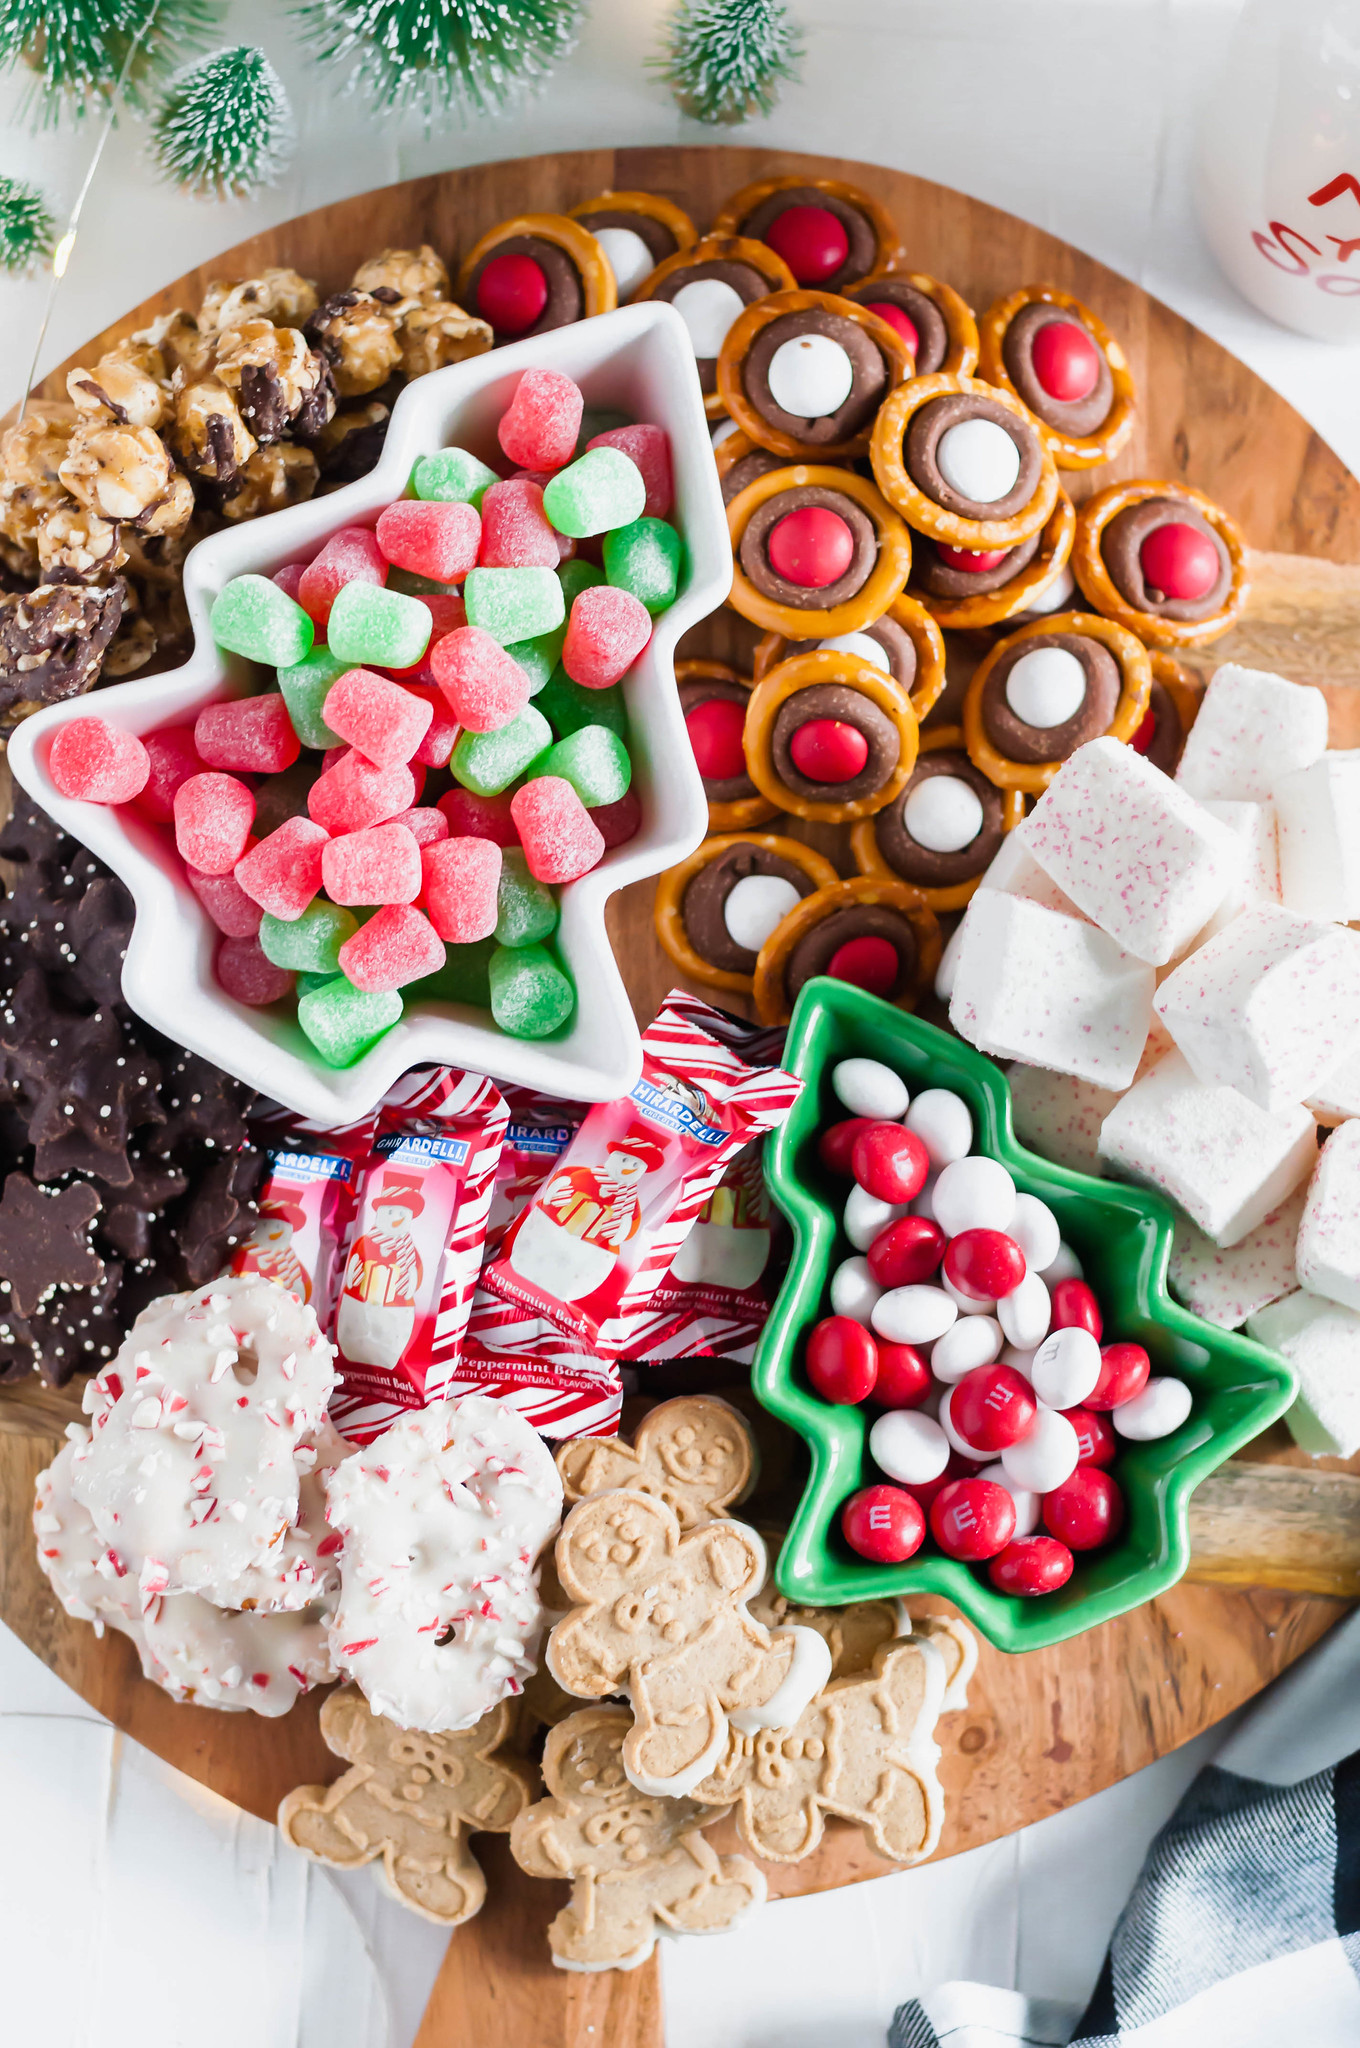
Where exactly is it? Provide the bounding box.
[4,147,1360,2047]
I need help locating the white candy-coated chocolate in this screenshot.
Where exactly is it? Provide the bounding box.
[997,1269,1051,1350]
[978,1461,1041,1537]
[1001,1344,1038,1375]
[1112,1376,1192,1441]
[869,1407,950,1485]
[941,1270,997,1317]
[904,775,985,853]
[931,1155,1017,1237]
[829,1254,883,1324]
[912,1171,940,1222]
[938,1384,992,1462]
[1029,1326,1102,1409]
[672,277,746,356]
[844,1182,906,1252]
[833,1056,909,1120]
[816,630,890,671]
[1004,646,1087,729]
[723,872,802,951]
[711,415,741,447]
[728,1625,834,1734]
[1043,1240,1084,1283]
[1000,1406,1079,1492]
[871,1283,958,1346]
[1013,562,1076,620]
[1008,1193,1061,1274]
[593,226,656,302]
[905,1088,973,1170]
[936,417,1021,504]
[766,333,855,418]
[931,1314,1004,1383]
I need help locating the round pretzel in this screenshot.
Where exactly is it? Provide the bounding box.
[1071,479,1249,648]
[634,235,795,418]
[456,213,617,321]
[962,611,1152,793]
[1151,650,1203,744]
[753,875,941,1026]
[870,373,1060,549]
[850,269,980,375]
[727,463,913,637]
[850,723,1025,911]
[978,286,1136,469]
[743,649,918,823]
[751,593,946,724]
[712,175,905,278]
[716,289,913,459]
[676,658,781,830]
[654,832,839,995]
[908,490,1076,632]
[568,189,698,256]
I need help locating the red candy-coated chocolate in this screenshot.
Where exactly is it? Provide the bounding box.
[873,1341,932,1410]
[1139,521,1220,603]
[863,302,919,354]
[852,1122,930,1204]
[943,1227,1026,1302]
[1088,1341,1151,1412]
[867,1216,946,1288]
[477,251,549,335]
[788,718,869,783]
[1043,1467,1125,1550]
[806,1315,878,1404]
[948,1363,1038,1454]
[216,934,294,1007]
[929,1477,1016,1561]
[685,697,747,780]
[766,506,855,588]
[437,787,521,846]
[1130,705,1157,754]
[1030,319,1101,403]
[49,717,150,805]
[819,1117,872,1176]
[827,934,899,996]
[1050,1277,1102,1341]
[1061,1405,1117,1468]
[590,788,642,848]
[936,544,1009,573]
[988,1535,1074,1596]
[764,204,850,285]
[135,725,202,823]
[841,1483,925,1564]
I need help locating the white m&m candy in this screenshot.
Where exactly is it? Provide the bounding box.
[936,417,1021,503]
[816,630,891,671]
[871,1283,957,1346]
[832,1056,909,1121]
[723,874,802,952]
[1007,1193,1061,1274]
[931,1314,1004,1382]
[1029,1326,1102,1409]
[905,1088,973,1168]
[870,1408,950,1486]
[903,777,985,854]
[932,1156,1016,1237]
[1005,646,1087,728]
[998,1270,1051,1350]
[593,226,656,301]
[767,333,855,418]
[1113,1377,1193,1441]
[672,277,745,356]
[830,1256,883,1324]
[979,1462,1041,1536]
[844,1184,905,1251]
[939,1385,992,1462]
[1001,1407,1080,1493]
[1043,1241,1084,1283]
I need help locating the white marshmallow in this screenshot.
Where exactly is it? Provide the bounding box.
[1153,905,1360,1114]
[979,831,1084,918]
[1187,799,1280,952]
[815,630,890,671]
[1043,1241,1084,1283]
[1019,738,1243,965]
[1307,1035,1360,1124]
[1098,1049,1317,1248]
[1009,1193,1061,1274]
[997,1270,1051,1350]
[936,417,1020,502]
[1296,1121,1360,1313]
[671,277,745,356]
[930,1315,1004,1382]
[932,1155,1016,1237]
[1247,1289,1360,1457]
[1274,751,1360,923]
[869,1408,950,1485]
[829,1256,882,1323]
[832,1056,909,1121]
[904,776,985,853]
[1000,1408,1079,1492]
[1030,1326,1102,1408]
[1168,1189,1304,1330]
[844,1183,906,1252]
[978,1462,1041,1536]
[593,226,657,301]
[1112,1377,1192,1441]
[939,1385,992,1461]
[950,890,1154,1088]
[871,1284,958,1346]
[766,333,855,418]
[1174,664,1329,803]
[723,873,802,951]
[905,1087,973,1169]
[1004,646,1088,728]
[1007,1063,1119,1176]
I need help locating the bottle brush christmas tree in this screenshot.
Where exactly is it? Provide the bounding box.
[150,45,295,198]
[291,0,586,123]
[0,173,54,270]
[0,0,219,121]
[654,0,803,124]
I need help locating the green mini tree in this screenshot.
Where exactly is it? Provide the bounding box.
[654,0,803,124]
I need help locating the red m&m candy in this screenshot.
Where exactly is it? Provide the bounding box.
[1031,319,1101,403]
[1043,1467,1125,1551]
[1061,1405,1117,1468]
[1139,521,1220,603]
[929,1476,1016,1561]
[936,544,1009,573]
[1088,1341,1151,1412]
[819,1117,873,1176]
[863,302,919,353]
[943,1227,1026,1302]
[476,251,549,335]
[989,1534,1074,1596]
[1050,1277,1102,1341]
[868,1215,946,1288]
[948,1363,1037,1454]
[806,1315,878,1405]
[873,1341,932,1410]
[789,718,869,783]
[764,204,850,284]
[898,1448,981,1515]
[827,935,899,996]
[766,506,855,588]
[685,698,747,780]
[852,1123,930,1204]
[842,1483,925,1563]
[1130,705,1158,755]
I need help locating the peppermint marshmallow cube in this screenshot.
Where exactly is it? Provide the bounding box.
[1307,1035,1360,1124]
[1273,751,1360,922]
[1188,799,1280,950]
[949,889,1153,1088]
[1296,1121,1360,1313]
[1019,738,1243,964]
[978,832,1084,919]
[1168,1189,1304,1331]
[1246,1290,1360,1458]
[1097,1049,1317,1247]
[1007,1064,1119,1176]
[1173,664,1328,802]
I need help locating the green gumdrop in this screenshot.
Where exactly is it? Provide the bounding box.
[540,724,632,807]
[537,665,628,741]
[410,934,496,1009]
[260,899,358,972]
[277,645,348,749]
[327,582,431,670]
[542,447,647,539]
[412,447,498,508]
[464,566,565,646]
[504,624,566,696]
[558,559,606,604]
[386,566,462,597]
[451,704,552,796]
[488,944,575,1038]
[603,517,682,614]
[211,575,313,667]
[298,977,404,1066]
[575,406,632,457]
[297,970,341,997]
[495,847,558,947]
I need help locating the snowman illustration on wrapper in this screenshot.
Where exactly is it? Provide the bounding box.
[510,1125,669,1301]
[336,1173,425,1370]
[234,1194,312,1302]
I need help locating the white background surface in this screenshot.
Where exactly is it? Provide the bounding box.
[2,1,1357,2042]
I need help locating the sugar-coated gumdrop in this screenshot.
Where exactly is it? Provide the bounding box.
[498,368,584,473]
[589,788,642,848]
[539,724,631,807]
[259,898,357,974]
[542,447,647,540]
[390,805,449,846]
[321,821,422,906]
[296,971,339,997]
[587,424,673,519]
[48,716,149,804]
[562,585,651,688]
[559,559,606,603]
[537,665,627,740]
[134,725,201,822]
[273,563,306,600]
[437,787,520,846]
[174,772,255,875]
[478,479,562,569]
[376,499,480,584]
[321,667,433,769]
[308,749,416,834]
[296,527,386,629]
[210,575,314,666]
[194,693,301,775]
[415,934,496,1008]
[488,942,575,1037]
[421,836,502,944]
[186,865,263,938]
[327,582,432,671]
[452,704,552,797]
[463,566,565,647]
[297,976,403,1066]
[431,625,532,732]
[235,815,330,921]
[382,592,466,682]
[510,775,606,883]
[216,934,295,1007]
[400,683,460,768]
[494,845,558,946]
[412,447,499,508]
[338,901,445,992]
[277,646,347,750]
[503,625,566,696]
[602,517,682,614]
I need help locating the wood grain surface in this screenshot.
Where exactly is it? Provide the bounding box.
[6,146,1360,2047]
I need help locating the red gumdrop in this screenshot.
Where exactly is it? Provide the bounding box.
[296,526,386,629]
[216,934,294,1006]
[819,1117,873,1176]
[1043,1467,1125,1551]
[135,725,202,823]
[1051,1277,1103,1341]
[401,684,460,769]
[321,821,423,907]
[863,302,919,354]
[307,749,416,835]
[943,1228,1026,1302]
[272,563,305,600]
[586,424,673,519]
[1130,705,1158,754]
[422,836,502,944]
[382,593,467,684]
[438,787,521,846]
[806,1314,878,1404]
[323,667,433,768]
[989,1535,1074,1596]
[186,865,263,939]
[936,544,1009,573]
[174,772,255,876]
[686,697,747,780]
[1139,521,1219,602]
[376,499,481,584]
[766,505,854,588]
[867,1216,946,1289]
[788,718,868,783]
[764,203,850,284]
[390,805,449,847]
[841,1483,925,1564]
[1061,1405,1117,1468]
[873,1341,932,1410]
[48,717,149,804]
[477,478,561,569]
[1088,1342,1150,1412]
[562,584,652,689]
[828,935,901,996]
[477,251,550,336]
[235,815,330,920]
[338,902,445,992]
[431,625,532,733]
[1031,319,1101,403]
[949,1364,1038,1454]
[498,367,584,473]
[511,775,606,883]
[590,788,642,848]
[194,695,300,775]
[852,1123,929,1205]
[929,1477,1016,1561]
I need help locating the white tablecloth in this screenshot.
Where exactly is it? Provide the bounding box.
[2,2,1355,2041]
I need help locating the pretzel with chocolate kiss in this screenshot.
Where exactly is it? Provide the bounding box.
[979,285,1136,469]
[1072,478,1248,648]
[727,464,913,637]
[743,649,919,823]
[962,611,1152,793]
[870,373,1060,549]
[655,832,839,995]
[456,212,617,335]
[635,235,795,419]
[717,290,913,460]
[842,270,980,377]
[568,189,698,272]
[676,657,780,830]
[907,490,1076,632]
[851,723,1025,909]
[753,875,942,1026]
[713,175,905,287]
[713,425,811,505]
[752,592,947,724]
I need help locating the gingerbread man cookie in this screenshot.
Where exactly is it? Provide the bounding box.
[509,1705,767,1972]
[278,1686,535,1926]
[748,1578,903,1679]
[555,1394,755,1530]
[547,1490,833,1798]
